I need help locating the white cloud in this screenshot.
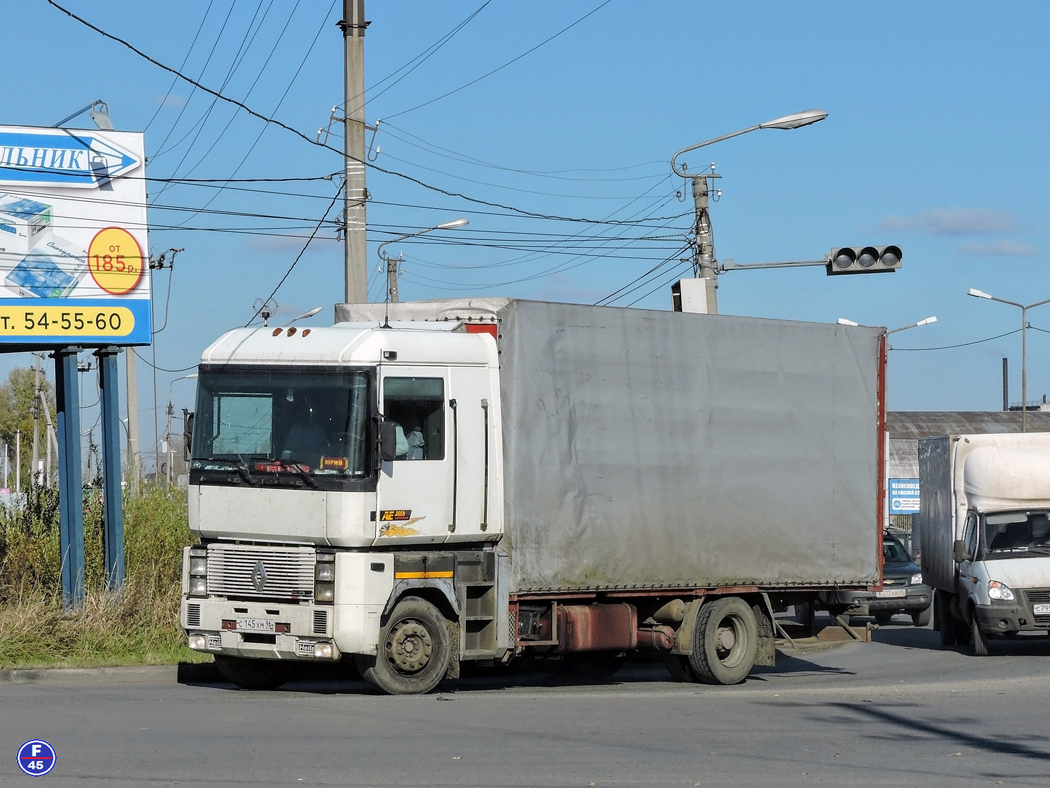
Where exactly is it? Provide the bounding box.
[956,239,1038,257]
[159,94,187,108]
[878,208,1014,236]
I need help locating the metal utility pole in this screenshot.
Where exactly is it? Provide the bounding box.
[342,0,368,303]
[126,349,140,495]
[31,353,41,486]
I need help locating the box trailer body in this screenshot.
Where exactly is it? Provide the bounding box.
[919,433,1050,654]
[181,298,885,693]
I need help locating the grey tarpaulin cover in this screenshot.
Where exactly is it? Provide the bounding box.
[337,299,882,593]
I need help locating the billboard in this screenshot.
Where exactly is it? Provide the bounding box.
[889,478,920,514]
[0,125,150,346]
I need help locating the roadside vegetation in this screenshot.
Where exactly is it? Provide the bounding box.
[0,484,204,669]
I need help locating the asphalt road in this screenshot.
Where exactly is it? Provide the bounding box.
[3,616,1050,787]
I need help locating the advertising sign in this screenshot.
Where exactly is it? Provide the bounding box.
[0,125,150,346]
[889,478,920,514]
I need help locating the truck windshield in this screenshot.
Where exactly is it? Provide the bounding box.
[981,511,1050,558]
[192,366,372,479]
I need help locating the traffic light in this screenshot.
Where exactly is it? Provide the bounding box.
[825,246,902,275]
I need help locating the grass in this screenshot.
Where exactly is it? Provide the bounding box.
[0,484,206,670]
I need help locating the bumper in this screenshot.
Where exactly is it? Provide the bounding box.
[822,586,932,616]
[974,601,1050,634]
[181,597,341,662]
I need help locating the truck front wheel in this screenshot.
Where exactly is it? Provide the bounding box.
[689,597,758,685]
[215,655,294,690]
[970,613,990,657]
[357,597,452,695]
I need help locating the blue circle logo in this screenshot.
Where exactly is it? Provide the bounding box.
[17,740,56,776]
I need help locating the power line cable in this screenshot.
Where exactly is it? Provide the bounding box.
[45,0,676,227]
[383,0,615,120]
[246,182,345,326]
[143,0,215,132]
[892,328,1023,352]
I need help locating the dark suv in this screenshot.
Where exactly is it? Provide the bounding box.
[819,532,933,627]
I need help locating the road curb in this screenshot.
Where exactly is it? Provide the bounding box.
[0,662,224,686]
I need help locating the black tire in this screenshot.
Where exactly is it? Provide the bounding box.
[356,597,452,695]
[564,652,626,681]
[912,604,932,628]
[873,611,893,626]
[937,591,958,646]
[970,613,990,657]
[215,655,294,690]
[688,597,759,686]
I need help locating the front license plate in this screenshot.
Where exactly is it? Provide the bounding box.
[1034,604,1050,615]
[236,617,275,632]
[876,588,907,599]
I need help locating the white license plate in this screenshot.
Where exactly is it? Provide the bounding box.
[1034,604,1050,615]
[876,588,907,599]
[236,617,275,632]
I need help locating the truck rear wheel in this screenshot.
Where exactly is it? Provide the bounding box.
[356,597,452,695]
[937,591,958,645]
[688,597,758,685]
[215,655,294,690]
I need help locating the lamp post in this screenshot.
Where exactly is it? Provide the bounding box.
[377,218,469,302]
[670,109,828,315]
[166,373,198,486]
[969,288,1050,432]
[283,306,323,327]
[837,316,937,335]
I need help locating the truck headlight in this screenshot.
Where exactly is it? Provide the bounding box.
[988,580,1015,601]
[314,551,335,603]
[911,573,923,585]
[188,546,208,598]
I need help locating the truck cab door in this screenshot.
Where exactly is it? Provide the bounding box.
[375,371,454,544]
[957,511,980,602]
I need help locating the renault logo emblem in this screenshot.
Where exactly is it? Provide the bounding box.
[252,561,267,592]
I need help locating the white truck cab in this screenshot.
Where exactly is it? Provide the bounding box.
[181,321,506,690]
[920,434,1050,654]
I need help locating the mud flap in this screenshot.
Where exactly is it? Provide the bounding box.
[670,599,704,655]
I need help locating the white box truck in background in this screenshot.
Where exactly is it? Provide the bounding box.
[919,433,1050,655]
[181,299,885,694]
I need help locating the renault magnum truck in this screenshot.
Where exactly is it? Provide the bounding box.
[181,298,885,694]
[919,432,1050,655]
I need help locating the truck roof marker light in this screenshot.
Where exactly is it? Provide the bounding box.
[287,327,297,336]
[272,328,283,337]
[302,329,311,337]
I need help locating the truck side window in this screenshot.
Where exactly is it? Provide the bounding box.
[384,377,444,461]
[964,512,979,558]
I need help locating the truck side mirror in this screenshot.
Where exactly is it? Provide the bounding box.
[379,420,398,462]
[183,411,194,461]
[953,539,971,563]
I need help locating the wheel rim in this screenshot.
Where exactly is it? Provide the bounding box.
[714,614,748,668]
[385,618,434,674]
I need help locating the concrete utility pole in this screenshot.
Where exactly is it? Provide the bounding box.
[126,350,139,495]
[342,0,369,303]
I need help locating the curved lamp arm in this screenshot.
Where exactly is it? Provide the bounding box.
[670,109,827,178]
[377,218,469,262]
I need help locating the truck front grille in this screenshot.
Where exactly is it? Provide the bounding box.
[207,544,315,601]
[186,603,201,628]
[313,609,328,635]
[1025,589,1050,623]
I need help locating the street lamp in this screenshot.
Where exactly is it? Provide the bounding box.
[968,288,1050,432]
[670,110,828,315]
[837,316,937,334]
[166,373,198,486]
[377,218,469,303]
[283,306,323,327]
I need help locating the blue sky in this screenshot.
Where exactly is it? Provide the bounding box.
[5,1,1050,464]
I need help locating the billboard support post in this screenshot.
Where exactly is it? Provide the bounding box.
[55,347,84,609]
[97,346,124,590]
